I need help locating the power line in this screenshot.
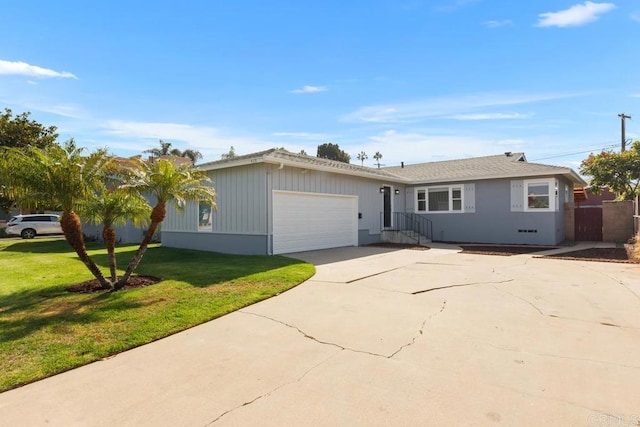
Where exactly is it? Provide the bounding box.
[530,144,618,161]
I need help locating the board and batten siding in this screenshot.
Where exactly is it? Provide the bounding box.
[163,164,268,234]
[162,162,404,250]
[268,165,404,237]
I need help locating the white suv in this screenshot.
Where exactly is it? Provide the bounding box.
[5,214,64,239]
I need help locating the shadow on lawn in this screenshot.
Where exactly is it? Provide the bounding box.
[3,239,307,287]
[0,238,71,254]
[91,246,309,288]
[0,240,310,342]
[0,287,146,342]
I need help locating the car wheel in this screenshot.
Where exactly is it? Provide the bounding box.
[21,228,36,239]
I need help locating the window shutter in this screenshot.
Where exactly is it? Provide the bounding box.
[511,180,524,212]
[463,183,475,213]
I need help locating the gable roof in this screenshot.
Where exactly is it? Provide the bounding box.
[384,152,586,185]
[198,149,586,186]
[198,148,407,182]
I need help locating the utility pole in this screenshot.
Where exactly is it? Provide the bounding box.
[618,113,631,152]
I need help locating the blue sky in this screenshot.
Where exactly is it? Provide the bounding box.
[1,0,638,169]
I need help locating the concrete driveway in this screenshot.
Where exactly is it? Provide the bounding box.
[1,245,639,426]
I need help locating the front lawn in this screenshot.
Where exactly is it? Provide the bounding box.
[0,238,314,392]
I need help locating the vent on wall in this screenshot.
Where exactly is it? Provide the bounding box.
[518,229,538,233]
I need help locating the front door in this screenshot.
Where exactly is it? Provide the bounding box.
[383,186,392,228]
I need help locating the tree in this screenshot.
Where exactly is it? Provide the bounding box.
[221,146,237,160]
[580,141,640,201]
[1,140,114,288]
[79,187,150,283]
[181,149,203,163]
[356,151,368,166]
[317,143,350,163]
[299,149,308,155]
[116,158,217,289]
[373,151,383,168]
[144,139,202,164]
[0,109,59,212]
[0,109,58,149]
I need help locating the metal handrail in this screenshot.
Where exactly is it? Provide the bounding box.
[381,212,432,241]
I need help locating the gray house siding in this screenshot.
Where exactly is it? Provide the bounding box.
[408,177,570,245]
[81,193,158,244]
[162,163,402,254]
[161,232,268,255]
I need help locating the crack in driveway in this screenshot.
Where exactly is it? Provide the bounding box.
[493,285,639,330]
[489,382,622,420]
[240,299,448,360]
[412,279,514,295]
[481,342,640,370]
[209,302,447,424]
[492,285,544,316]
[206,351,340,425]
[578,263,640,304]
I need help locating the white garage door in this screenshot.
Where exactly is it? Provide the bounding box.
[272,191,358,254]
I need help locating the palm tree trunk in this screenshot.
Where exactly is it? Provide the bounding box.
[102,226,118,283]
[61,211,113,289]
[116,202,165,289]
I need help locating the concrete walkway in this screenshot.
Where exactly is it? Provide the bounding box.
[1,246,639,426]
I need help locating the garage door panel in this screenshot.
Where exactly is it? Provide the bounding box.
[273,191,358,254]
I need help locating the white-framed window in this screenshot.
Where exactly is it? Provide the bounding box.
[415,185,464,213]
[524,179,557,211]
[198,201,213,232]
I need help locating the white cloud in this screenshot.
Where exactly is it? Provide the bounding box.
[291,85,327,94]
[536,2,616,28]
[361,130,521,165]
[447,112,531,120]
[630,12,640,22]
[0,59,77,79]
[482,19,513,28]
[273,132,333,140]
[103,120,276,161]
[631,93,640,98]
[32,103,85,119]
[342,92,575,123]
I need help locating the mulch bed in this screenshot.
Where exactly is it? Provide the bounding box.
[367,243,430,251]
[66,275,163,293]
[540,247,638,264]
[459,245,556,256]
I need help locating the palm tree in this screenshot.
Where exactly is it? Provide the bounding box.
[1,140,114,288]
[144,140,202,164]
[373,151,383,168]
[181,149,202,163]
[79,187,150,283]
[357,151,368,166]
[116,158,216,289]
[144,140,181,157]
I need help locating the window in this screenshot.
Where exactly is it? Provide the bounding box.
[527,182,549,209]
[416,185,464,213]
[452,188,462,211]
[524,179,557,211]
[198,202,213,232]
[417,190,426,212]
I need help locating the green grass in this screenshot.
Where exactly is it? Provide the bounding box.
[0,238,315,392]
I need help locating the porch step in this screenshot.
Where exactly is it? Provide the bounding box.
[381,230,431,246]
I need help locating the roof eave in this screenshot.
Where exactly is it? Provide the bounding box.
[197,157,265,171]
[263,156,409,182]
[406,170,587,186]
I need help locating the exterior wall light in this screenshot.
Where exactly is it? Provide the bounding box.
[394,189,400,195]
[379,187,385,193]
